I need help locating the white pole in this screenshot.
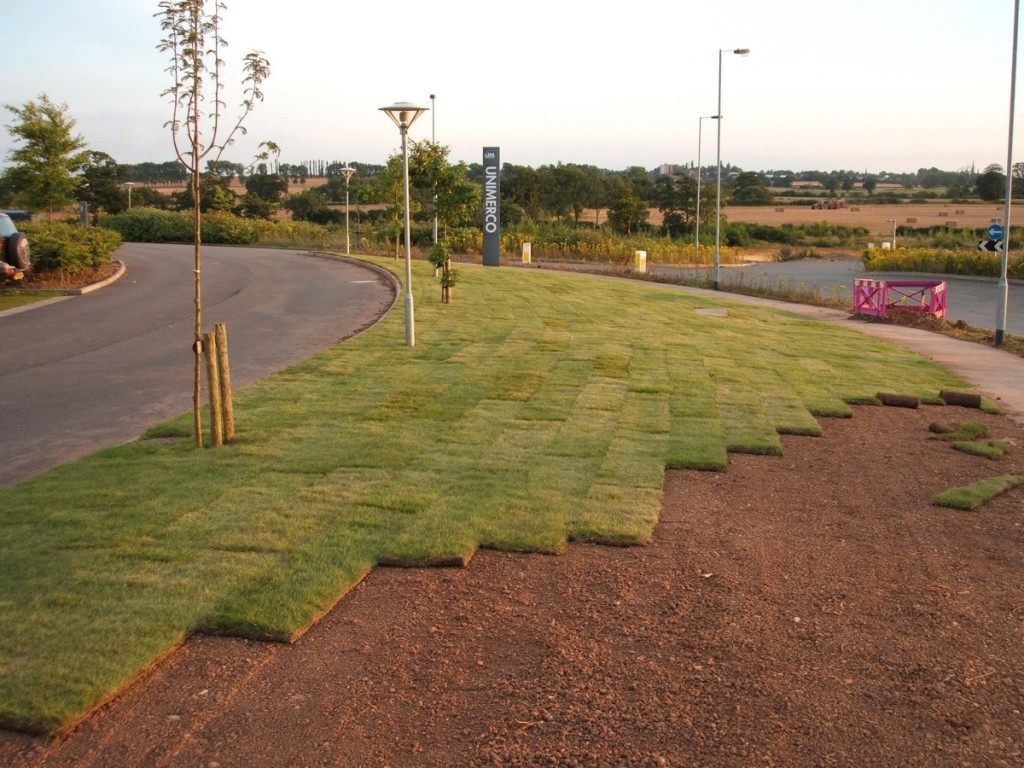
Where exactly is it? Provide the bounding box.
[431,93,438,246]
[697,115,718,259]
[402,124,415,347]
[714,48,724,291]
[997,0,1019,346]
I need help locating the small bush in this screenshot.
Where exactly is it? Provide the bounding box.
[20,222,122,274]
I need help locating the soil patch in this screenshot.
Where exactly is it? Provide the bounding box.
[2,405,1024,766]
[3,263,121,292]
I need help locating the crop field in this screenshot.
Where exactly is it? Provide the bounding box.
[724,202,1007,236]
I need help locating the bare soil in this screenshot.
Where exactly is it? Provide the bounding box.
[3,405,1024,767]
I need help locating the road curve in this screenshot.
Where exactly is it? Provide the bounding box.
[0,244,396,487]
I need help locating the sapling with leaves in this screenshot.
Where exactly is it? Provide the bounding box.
[156,0,274,446]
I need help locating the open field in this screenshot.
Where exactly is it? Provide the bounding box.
[582,203,1008,240]
[724,202,1007,236]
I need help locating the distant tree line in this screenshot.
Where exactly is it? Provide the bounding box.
[4,93,1024,239]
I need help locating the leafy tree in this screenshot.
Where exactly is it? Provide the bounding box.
[158,0,272,447]
[2,93,91,218]
[282,188,338,224]
[502,164,545,221]
[976,164,1005,202]
[127,160,189,184]
[653,174,697,237]
[244,172,288,203]
[408,141,476,240]
[80,151,132,217]
[171,174,237,212]
[1012,162,1024,197]
[538,163,607,223]
[606,179,649,236]
[728,171,774,206]
[862,176,877,195]
[205,159,244,180]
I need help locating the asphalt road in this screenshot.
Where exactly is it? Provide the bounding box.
[0,244,396,488]
[653,256,1024,336]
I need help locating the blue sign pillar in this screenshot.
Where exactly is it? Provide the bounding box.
[482,147,500,266]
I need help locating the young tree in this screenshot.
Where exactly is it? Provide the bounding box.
[408,141,476,240]
[2,94,91,218]
[158,0,272,446]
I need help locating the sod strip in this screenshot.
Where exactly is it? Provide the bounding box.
[0,257,971,732]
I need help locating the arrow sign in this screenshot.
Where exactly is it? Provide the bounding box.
[978,240,1004,253]
[988,224,1005,241]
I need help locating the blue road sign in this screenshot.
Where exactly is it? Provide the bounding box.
[988,224,1005,241]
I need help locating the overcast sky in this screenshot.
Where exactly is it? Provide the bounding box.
[2,1,1020,175]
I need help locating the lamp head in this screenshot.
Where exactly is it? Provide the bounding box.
[733,48,751,56]
[380,102,429,131]
[340,166,356,182]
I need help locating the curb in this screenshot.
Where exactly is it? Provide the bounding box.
[65,259,127,295]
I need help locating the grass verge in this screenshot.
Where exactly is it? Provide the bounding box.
[0,254,972,733]
[0,290,64,311]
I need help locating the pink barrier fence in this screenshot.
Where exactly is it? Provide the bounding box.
[853,278,947,319]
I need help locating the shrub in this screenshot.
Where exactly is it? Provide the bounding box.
[20,222,122,274]
[100,208,191,242]
[862,246,1023,278]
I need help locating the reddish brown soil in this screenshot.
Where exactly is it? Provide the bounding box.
[2,405,1024,767]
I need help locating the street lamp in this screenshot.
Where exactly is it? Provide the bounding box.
[696,115,719,260]
[996,0,1019,346]
[380,101,429,347]
[124,181,135,209]
[430,93,438,246]
[886,218,897,250]
[341,165,356,255]
[714,47,751,291]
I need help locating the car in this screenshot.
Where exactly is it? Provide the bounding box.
[0,212,30,283]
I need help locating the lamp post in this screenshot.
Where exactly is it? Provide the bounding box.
[696,115,719,260]
[430,93,438,246]
[887,218,897,250]
[124,182,135,210]
[714,47,751,291]
[380,101,429,347]
[997,0,1019,346]
[341,165,356,255]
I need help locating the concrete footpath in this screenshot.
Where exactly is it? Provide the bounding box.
[670,283,1024,422]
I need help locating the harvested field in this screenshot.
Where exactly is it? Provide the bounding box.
[584,203,1006,239]
[723,203,1006,236]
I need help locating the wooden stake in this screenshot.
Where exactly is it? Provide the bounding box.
[216,323,235,441]
[204,331,224,447]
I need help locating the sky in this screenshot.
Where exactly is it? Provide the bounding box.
[2,1,1021,175]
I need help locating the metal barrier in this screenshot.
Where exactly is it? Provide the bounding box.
[853,278,947,319]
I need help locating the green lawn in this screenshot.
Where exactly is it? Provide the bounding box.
[0,255,970,733]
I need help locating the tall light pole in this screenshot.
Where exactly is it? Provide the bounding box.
[430,93,438,245]
[714,47,751,291]
[696,115,719,259]
[997,0,1019,346]
[887,218,897,250]
[341,165,356,255]
[380,101,429,347]
[124,182,135,209]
